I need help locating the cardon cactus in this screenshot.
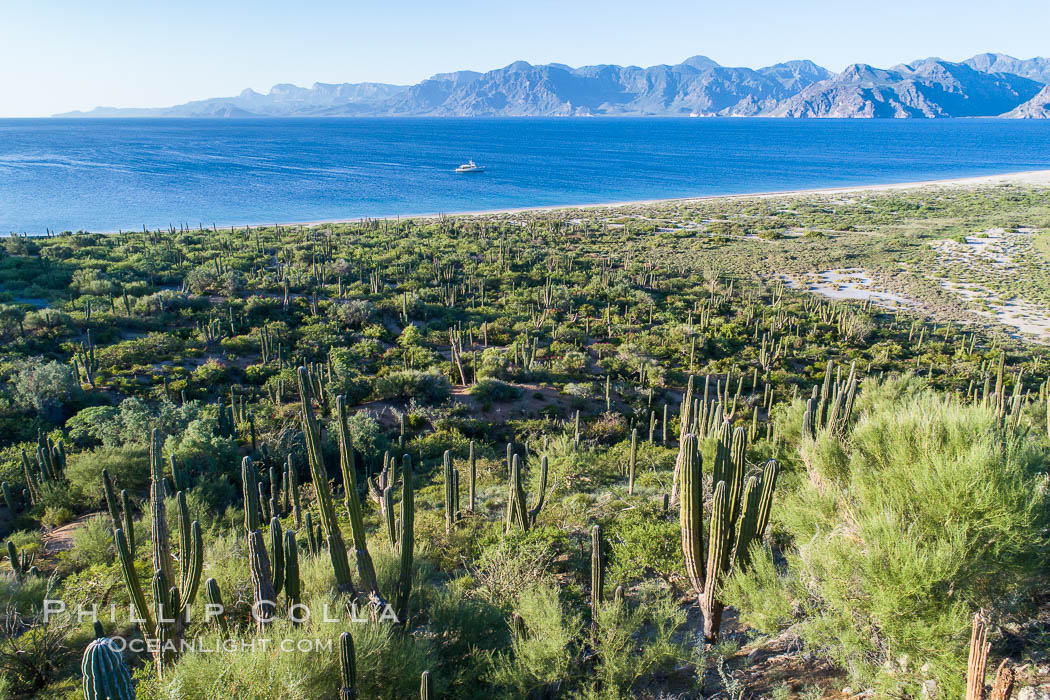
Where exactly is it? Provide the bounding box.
[205,577,228,633]
[468,440,477,512]
[270,517,285,597]
[336,396,381,599]
[679,424,780,642]
[7,541,35,578]
[1,481,17,513]
[339,631,357,700]
[443,450,456,533]
[628,428,638,495]
[591,524,604,619]
[504,453,548,533]
[81,637,135,700]
[242,457,277,629]
[394,455,415,625]
[297,369,354,594]
[284,529,301,608]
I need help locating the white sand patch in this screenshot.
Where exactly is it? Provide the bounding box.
[940,280,1050,341]
[780,268,917,310]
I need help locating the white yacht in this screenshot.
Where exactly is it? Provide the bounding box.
[455,160,485,173]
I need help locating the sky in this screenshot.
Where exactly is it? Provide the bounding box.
[1,0,1049,117]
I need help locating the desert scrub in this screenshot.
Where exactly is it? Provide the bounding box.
[468,378,522,406]
[488,583,582,695]
[606,505,681,586]
[136,598,434,699]
[582,589,690,698]
[63,446,150,502]
[720,543,794,636]
[780,384,1050,696]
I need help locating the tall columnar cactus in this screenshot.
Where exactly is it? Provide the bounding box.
[670,374,696,503]
[242,457,277,628]
[803,360,858,438]
[591,524,604,619]
[336,396,381,599]
[288,455,302,528]
[395,455,415,625]
[339,632,357,700]
[284,529,301,608]
[443,450,457,533]
[382,487,396,548]
[102,469,121,530]
[680,425,779,642]
[127,431,202,672]
[81,637,135,700]
[75,329,99,389]
[205,577,228,633]
[297,369,355,594]
[468,440,476,512]
[628,428,638,495]
[120,490,135,553]
[7,541,35,578]
[2,481,17,513]
[679,434,704,595]
[270,517,285,597]
[20,450,38,505]
[305,511,318,555]
[504,453,548,532]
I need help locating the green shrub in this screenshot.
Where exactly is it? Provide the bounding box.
[68,514,113,568]
[488,583,582,694]
[781,386,1050,696]
[41,505,73,528]
[606,507,681,586]
[468,378,523,404]
[373,369,451,404]
[721,544,794,635]
[64,446,149,503]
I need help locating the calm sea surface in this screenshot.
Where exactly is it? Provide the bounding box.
[2,117,1050,233]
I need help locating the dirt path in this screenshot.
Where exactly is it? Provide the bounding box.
[40,513,98,558]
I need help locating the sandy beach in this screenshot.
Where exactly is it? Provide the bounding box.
[286,169,1050,228]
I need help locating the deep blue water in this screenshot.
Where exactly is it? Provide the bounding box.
[2,117,1050,233]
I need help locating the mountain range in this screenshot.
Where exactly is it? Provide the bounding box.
[56,52,1050,119]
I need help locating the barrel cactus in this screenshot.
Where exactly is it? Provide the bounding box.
[81,637,135,700]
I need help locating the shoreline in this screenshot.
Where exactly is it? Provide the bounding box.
[26,168,1050,235]
[261,169,1050,229]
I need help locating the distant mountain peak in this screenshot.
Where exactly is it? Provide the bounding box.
[681,55,721,70]
[52,51,1050,119]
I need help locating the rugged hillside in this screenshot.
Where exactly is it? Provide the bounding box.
[768,60,1043,118]
[55,53,1050,118]
[1002,85,1050,118]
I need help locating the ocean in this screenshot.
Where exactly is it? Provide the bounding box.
[2,117,1050,233]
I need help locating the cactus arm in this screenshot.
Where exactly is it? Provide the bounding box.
[120,490,135,553]
[527,455,549,526]
[679,434,705,595]
[270,517,285,597]
[114,526,154,635]
[395,455,414,625]
[336,395,380,596]
[284,530,301,607]
[180,521,203,611]
[754,459,780,540]
[297,368,355,593]
[339,632,357,700]
[701,481,730,642]
[591,524,604,619]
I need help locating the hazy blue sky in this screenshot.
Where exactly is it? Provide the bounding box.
[2,0,1049,117]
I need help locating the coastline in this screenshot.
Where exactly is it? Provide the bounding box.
[28,168,1050,236]
[280,169,1050,229]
